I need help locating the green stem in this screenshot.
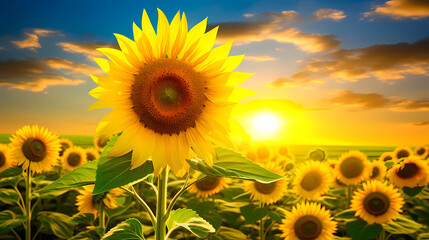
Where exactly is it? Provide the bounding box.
[25,170,32,240]
[11,229,22,240]
[155,167,169,240]
[165,172,195,221]
[346,185,352,208]
[99,202,105,235]
[129,186,157,226]
[379,229,385,240]
[259,203,264,240]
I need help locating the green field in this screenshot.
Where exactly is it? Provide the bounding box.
[0,134,395,162]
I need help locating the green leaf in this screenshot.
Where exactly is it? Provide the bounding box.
[384,161,395,167]
[187,147,284,183]
[418,233,429,240]
[240,204,268,224]
[69,212,95,225]
[216,226,247,240]
[0,188,20,205]
[334,209,357,221]
[166,208,215,238]
[0,167,22,177]
[93,135,154,195]
[36,160,98,195]
[69,229,101,240]
[102,218,145,240]
[0,176,21,187]
[382,215,423,234]
[32,174,46,184]
[268,210,283,223]
[403,186,424,197]
[0,210,27,233]
[39,211,74,239]
[346,218,382,240]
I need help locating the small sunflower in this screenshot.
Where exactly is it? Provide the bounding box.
[245,150,257,162]
[188,173,230,198]
[277,144,290,157]
[293,161,334,200]
[276,156,292,169]
[9,125,61,174]
[85,148,100,161]
[245,163,287,205]
[351,181,404,224]
[280,202,337,240]
[76,185,124,217]
[309,149,326,162]
[286,162,295,172]
[369,161,386,181]
[387,156,429,188]
[335,150,370,185]
[93,134,111,152]
[379,152,395,162]
[62,146,87,171]
[393,146,413,160]
[90,9,253,176]
[255,144,273,163]
[0,144,15,172]
[58,138,73,157]
[414,145,429,159]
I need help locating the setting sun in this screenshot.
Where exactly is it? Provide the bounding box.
[248,112,284,140]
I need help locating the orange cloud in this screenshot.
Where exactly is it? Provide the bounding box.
[57,41,116,58]
[364,0,429,20]
[12,33,40,52]
[313,9,346,21]
[328,90,429,111]
[244,55,277,62]
[33,28,60,37]
[268,71,324,88]
[414,121,429,126]
[44,57,103,75]
[0,76,85,92]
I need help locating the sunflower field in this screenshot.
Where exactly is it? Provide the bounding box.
[1,9,429,240]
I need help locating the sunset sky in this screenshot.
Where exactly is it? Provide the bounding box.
[1,0,428,146]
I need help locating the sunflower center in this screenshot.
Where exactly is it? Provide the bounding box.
[396,150,409,159]
[396,163,419,179]
[254,181,277,194]
[294,215,322,240]
[310,150,325,161]
[97,137,109,149]
[257,147,270,160]
[370,166,380,179]
[300,171,322,191]
[279,146,288,156]
[0,152,5,167]
[286,163,294,171]
[195,177,220,191]
[131,59,206,135]
[382,155,392,162]
[86,152,96,161]
[67,153,82,167]
[340,157,364,179]
[22,138,47,162]
[363,192,390,216]
[60,143,70,156]
[416,148,426,156]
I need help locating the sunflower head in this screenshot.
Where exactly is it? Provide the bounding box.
[335,150,370,185]
[244,162,287,205]
[293,160,334,200]
[245,150,257,162]
[379,152,395,162]
[76,185,124,217]
[369,161,387,181]
[255,144,273,163]
[351,181,404,224]
[58,138,73,157]
[277,144,290,157]
[309,149,326,162]
[188,173,230,198]
[387,156,429,188]
[9,125,61,174]
[62,146,87,171]
[93,134,110,152]
[85,148,100,161]
[280,202,337,240]
[0,144,16,173]
[393,146,413,160]
[414,145,429,159]
[89,9,253,176]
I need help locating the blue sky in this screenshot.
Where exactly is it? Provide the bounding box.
[1,0,428,145]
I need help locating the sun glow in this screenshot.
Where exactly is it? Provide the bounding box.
[249,112,283,140]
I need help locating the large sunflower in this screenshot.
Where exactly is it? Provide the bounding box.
[280,202,337,240]
[293,160,333,200]
[62,146,87,171]
[393,146,413,160]
[244,163,287,205]
[369,161,387,181]
[188,173,231,198]
[351,181,404,224]
[76,185,124,217]
[0,144,15,173]
[9,125,61,174]
[89,9,253,176]
[335,150,370,185]
[387,156,429,188]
